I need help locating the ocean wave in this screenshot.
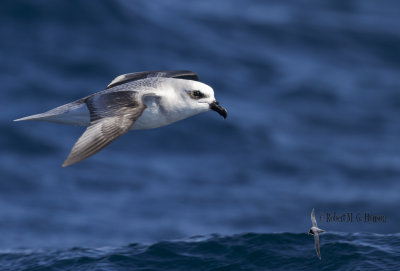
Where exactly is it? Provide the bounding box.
[1,233,399,271]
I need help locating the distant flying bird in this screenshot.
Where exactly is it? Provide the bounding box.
[308,208,325,260]
[15,70,228,167]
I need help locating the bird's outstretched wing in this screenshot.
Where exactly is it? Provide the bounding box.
[314,233,321,260]
[62,91,145,167]
[106,70,199,89]
[311,208,317,227]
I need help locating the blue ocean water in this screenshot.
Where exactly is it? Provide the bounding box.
[1,0,400,269]
[1,233,400,271]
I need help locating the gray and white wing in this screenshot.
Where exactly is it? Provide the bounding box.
[314,233,321,260]
[62,91,145,167]
[311,208,317,227]
[106,70,199,89]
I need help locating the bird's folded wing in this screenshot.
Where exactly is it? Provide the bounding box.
[311,208,317,227]
[106,70,199,89]
[62,91,145,167]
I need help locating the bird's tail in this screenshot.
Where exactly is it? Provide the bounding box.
[14,99,89,126]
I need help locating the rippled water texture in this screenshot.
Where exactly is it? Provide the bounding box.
[1,233,400,271]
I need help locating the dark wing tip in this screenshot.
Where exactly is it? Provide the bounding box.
[170,70,199,81]
[62,157,77,167]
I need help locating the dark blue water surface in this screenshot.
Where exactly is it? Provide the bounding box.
[1,0,400,269]
[1,233,400,271]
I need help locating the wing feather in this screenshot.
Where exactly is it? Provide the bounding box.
[314,233,321,260]
[106,70,199,89]
[62,91,145,167]
[311,208,317,227]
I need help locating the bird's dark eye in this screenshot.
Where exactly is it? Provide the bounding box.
[189,90,205,99]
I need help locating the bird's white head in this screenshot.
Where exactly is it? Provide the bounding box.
[168,79,227,119]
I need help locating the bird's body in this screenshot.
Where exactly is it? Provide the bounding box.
[14,70,227,167]
[309,208,325,260]
[309,226,324,234]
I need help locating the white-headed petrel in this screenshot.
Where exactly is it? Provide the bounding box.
[15,70,228,167]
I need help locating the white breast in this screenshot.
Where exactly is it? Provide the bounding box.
[131,105,170,130]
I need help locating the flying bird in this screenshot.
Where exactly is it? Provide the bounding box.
[308,208,325,260]
[14,70,228,167]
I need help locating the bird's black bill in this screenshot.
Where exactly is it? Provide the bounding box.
[210,101,228,119]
